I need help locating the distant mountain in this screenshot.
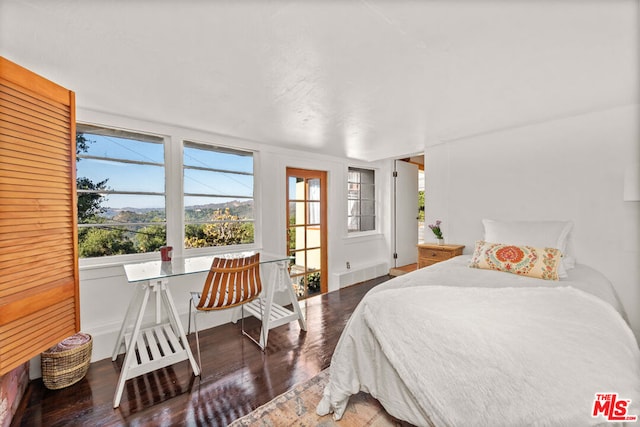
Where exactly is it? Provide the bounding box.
[103,207,162,218]
[188,200,252,211]
[103,200,253,221]
[186,200,253,221]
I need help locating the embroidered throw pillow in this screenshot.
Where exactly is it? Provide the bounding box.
[482,219,574,278]
[469,240,563,281]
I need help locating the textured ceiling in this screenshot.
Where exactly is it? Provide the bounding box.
[1,0,637,161]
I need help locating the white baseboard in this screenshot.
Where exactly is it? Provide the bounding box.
[332,262,388,288]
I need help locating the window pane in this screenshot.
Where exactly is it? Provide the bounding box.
[183,143,254,249]
[185,222,254,248]
[347,167,375,233]
[360,169,374,184]
[184,143,252,173]
[79,195,166,224]
[361,216,375,231]
[78,224,166,257]
[185,196,254,222]
[361,200,375,216]
[184,169,253,197]
[77,159,164,193]
[78,128,164,163]
[360,183,375,200]
[348,183,360,199]
[76,125,166,258]
[348,200,360,215]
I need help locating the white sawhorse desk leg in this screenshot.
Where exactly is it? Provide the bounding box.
[281,262,307,332]
[244,260,307,350]
[112,279,199,408]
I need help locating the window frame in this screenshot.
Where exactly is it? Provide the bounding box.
[77,124,262,267]
[75,123,168,262]
[182,140,257,254]
[347,166,377,234]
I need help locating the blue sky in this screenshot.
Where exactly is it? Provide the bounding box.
[77,134,253,210]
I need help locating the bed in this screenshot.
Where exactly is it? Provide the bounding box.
[317,221,640,426]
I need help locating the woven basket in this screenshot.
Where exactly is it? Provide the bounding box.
[41,333,92,390]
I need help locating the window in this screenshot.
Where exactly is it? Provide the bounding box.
[183,142,254,248]
[76,124,166,258]
[347,167,375,232]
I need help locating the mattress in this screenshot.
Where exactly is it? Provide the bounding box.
[317,256,639,426]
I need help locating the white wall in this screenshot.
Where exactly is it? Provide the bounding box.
[72,109,393,364]
[425,104,640,341]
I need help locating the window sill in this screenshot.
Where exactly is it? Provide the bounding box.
[79,244,258,271]
[183,244,258,258]
[79,252,161,271]
[343,230,383,243]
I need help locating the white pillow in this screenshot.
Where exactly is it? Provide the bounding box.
[482,219,574,277]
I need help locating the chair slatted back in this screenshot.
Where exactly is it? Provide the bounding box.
[197,253,262,311]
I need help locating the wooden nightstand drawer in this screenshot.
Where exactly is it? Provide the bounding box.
[422,249,450,262]
[417,244,465,269]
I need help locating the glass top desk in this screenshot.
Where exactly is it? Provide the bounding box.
[112,251,306,408]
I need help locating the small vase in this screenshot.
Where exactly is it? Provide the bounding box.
[437,238,444,245]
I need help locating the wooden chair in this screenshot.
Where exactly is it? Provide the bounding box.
[187,253,264,372]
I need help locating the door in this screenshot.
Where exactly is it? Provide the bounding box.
[0,57,79,374]
[286,168,327,299]
[393,160,419,267]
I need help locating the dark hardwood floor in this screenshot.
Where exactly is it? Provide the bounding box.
[11,275,391,427]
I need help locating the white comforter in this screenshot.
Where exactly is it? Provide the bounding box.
[317,256,640,426]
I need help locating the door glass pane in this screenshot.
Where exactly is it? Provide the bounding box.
[308,178,320,201]
[305,226,321,250]
[287,226,297,252]
[291,274,306,298]
[289,202,306,225]
[305,272,321,296]
[286,169,325,299]
[294,227,306,253]
[306,248,321,272]
[306,226,321,250]
[289,176,305,201]
[291,249,306,274]
[307,201,320,225]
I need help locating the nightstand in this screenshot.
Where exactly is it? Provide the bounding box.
[417,243,465,268]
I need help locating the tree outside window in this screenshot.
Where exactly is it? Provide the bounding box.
[76,125,166,258]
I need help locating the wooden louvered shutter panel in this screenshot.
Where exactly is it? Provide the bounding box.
[0,57,79,375]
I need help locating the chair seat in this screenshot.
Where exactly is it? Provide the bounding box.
[187,253,265,373]
[191,290,260,311]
